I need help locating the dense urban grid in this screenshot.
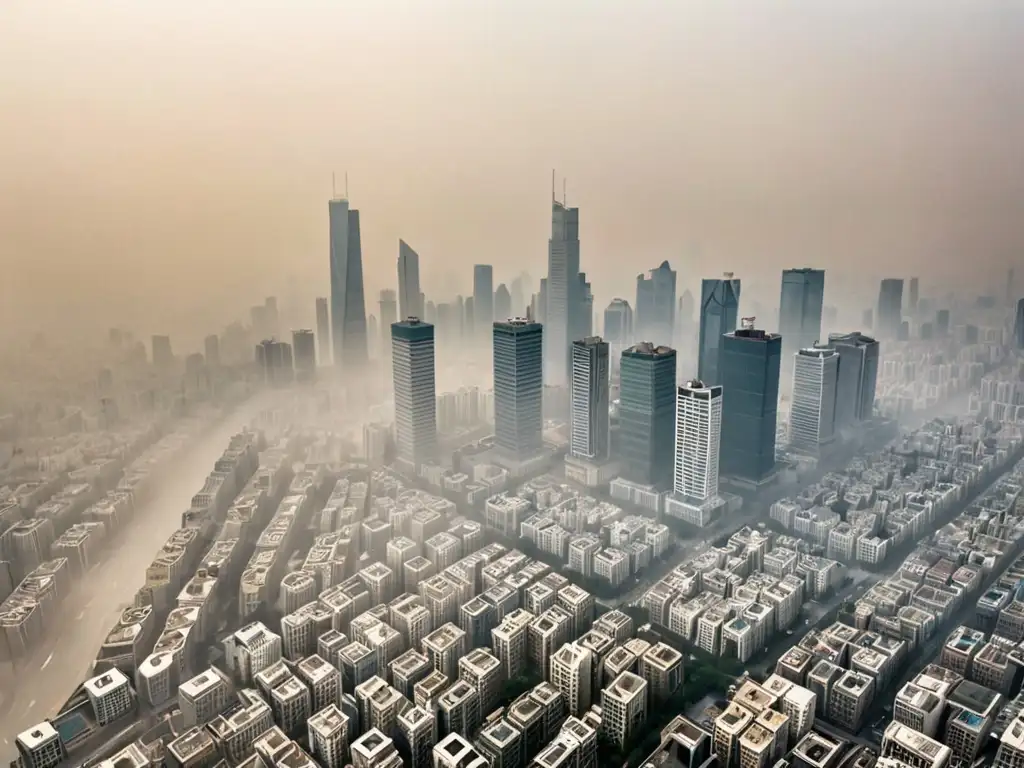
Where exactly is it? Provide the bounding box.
[2,188,1024,768]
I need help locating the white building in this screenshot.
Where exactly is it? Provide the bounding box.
[600,671,648,748]
[569,336,610,461]
[433,733,489,768]
[673,379,723,503]
[179,666,231,728]
[789,347,839,456]
[550,641,593,717]
[226,621,282,685]
[83,668,135,726]
[308,704,350,768]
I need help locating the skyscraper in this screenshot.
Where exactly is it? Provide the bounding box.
[510,273,529,318]
[720,322,781,487]
[570,337,610,462]
[636,261,677,347]
[329,198,368,367]
[494,284,512,324]
[576,272,594,339]
[673,379,723,504]
[876,279,904,340]
[379,290,398,364]
[827,332,880,425]
[698,276,742,386]
[398,240,423,321]
[545,200,581,386]
[603,299,634,346]
[617,343,676,488]
[908,277,919,315]
[493,319,543,460]
[789,348,839,457]
[392,319,437,468]
[778,268,825,362]
[256,339,294,387]
[315,297,331,365]
[152,335,174,371]
[292,330,316,383]
[474,265,494,334]
[1015,298,1024,349]
[936,309,950,337]
[204,335,220,368]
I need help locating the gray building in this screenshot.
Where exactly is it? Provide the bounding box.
[315,297,330,365]
[636,261,677,348]
[1016,299,1024,349]
[603,299,634,346]
[779,268,825,363]
[545,200,582,387]
[292,330,316,383]
[720,323,781,487]
[494,284,512,324]
[329,197,368,367]
[617,343,676,488]
[827,331,880,425]
[392,319,438,467]
[493,319,544,460]
[698,275,741,386]
[876,278,904,340]
[570,337,610,462]
[474,264,494,337]
[398,240,423,322]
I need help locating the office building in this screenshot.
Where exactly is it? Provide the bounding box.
[256,338,293,386]
[779,268,825,361]
[398,240,423,321]
[698,275,741,386]
[640,642,684,702]
[617,342,676,488]
[16,723,65,768]
[292,329,316,382]
[434,733,489,768]
[636,261,677,347]
[328,196,367,367]
[881,722,951,768]
[474,264,494,334]
[569,336,610,461]
[477,720,523,768]
[713,702,754,768]
[315,297,331,364]
[226,621,283,685]
[1016,298,1024,349]
[179,666,232,728]
[391,319,438,468]
[423,622,467,680]
[545,198,582,386]
[601,672,648,748]
[789,347,839,457]
[458,648,502,715]
[83,668,135,726]
[720,322,781,486]
[877,278,904,339]
[550,641,593,717]
[827,331,880,424]
[604,299,634,347]
[672,379,723,504]
[493,318,544,461]
[297,654,342,714]
[351,729,403,768]
[827,670,874,732]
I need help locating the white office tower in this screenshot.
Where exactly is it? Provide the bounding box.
[434,733,490,768]
[423,622,468,680]
[82,668,135,726]
[225,621,283,685]
[601,671,648,748]
[458,648,503,715]
[209,689,274,765]
[392,318,438,469]
[789,347,839,457]
[271,676,312,735]
[551,641,593,717]
[179,666,231,728]
[15,723,65,768]
[570,337,610,461]
[397,705,436,768]
[996,713,1024,768]
[420,574,460,628]
[280,570,318,615]
[308,704,350,768]
[297,654,343,713]
[881,722,952,768]
[491,608,534,679]
[351,728,404,768]
[438,680,482,739]
[673,379,722,500]
[639,642,684,702]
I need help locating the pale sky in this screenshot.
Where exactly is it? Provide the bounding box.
[1,1,1022,348]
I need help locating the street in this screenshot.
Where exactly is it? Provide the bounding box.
[0,398,270,762]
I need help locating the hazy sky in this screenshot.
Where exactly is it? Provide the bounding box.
[2,1,1022,348]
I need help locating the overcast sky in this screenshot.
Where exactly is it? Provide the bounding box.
[1,1,1021,348]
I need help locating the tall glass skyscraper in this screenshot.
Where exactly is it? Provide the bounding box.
[398,240,423,321]
[720,324,781,487]
[698,276,742,387]
[603,299,633,346]
[545,201,581,386]
[474,264,494,334]
[779,268,825,362]
[876,278,904,339]
[329,198,368,367]
[391,319,437,468]
[570,337,610,462]
[315,297,330,365]
[493,319,544,460]
[635,261,677,347]
[617,343,676,488]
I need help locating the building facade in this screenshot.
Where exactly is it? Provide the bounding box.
[698,276,742,386]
